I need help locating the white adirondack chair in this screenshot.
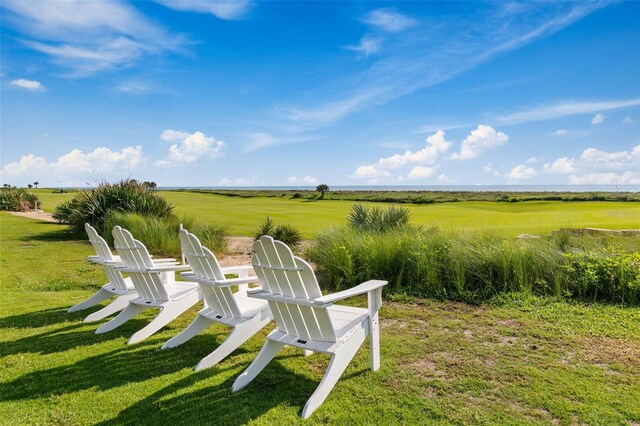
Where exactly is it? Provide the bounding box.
[232,236,388,419]
[95,226,201,344]
[68,223,137,322]
[161,229,272,371]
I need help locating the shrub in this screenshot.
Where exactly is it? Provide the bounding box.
[347,204,411,232]
[254,216,302,248]
[103,212,227,258]
[562,247,640,304]
[0,187,39,211]
[53,179,174,233]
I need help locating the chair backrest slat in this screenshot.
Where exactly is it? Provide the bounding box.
[253,236,336,342]
[85,223,115,261]
[112,226,169,301]
[179,229,242,319]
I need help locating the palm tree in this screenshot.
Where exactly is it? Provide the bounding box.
[316,184,329,199]
[33,181,39,188]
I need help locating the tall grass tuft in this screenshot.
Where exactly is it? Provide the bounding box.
[103,212,227,258]
[307,226,639,304]
[0,187,39,211]
[53,179,174,233]
[347,204,411,233]
[254,216,302,248]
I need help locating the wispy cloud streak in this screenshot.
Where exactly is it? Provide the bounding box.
[279,2,610,130]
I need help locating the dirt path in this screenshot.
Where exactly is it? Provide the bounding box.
[7,210,58,222]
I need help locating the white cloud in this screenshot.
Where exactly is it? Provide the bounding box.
[622,116,634,124]
[1,146,144,184]
[287,176,319,185]
[543,157,574,174]
[591,113,605,125]
[437,174,455,184]
[554,129,568,136]
[483,163,495,173]
[525,156,538,164]
[2,0,182,75]
[153,0,251,20]
[496,98,640,125]
[544,144,640,184]
[155,130,225,166]
[508,165,538,180]
[10,78,44,90]
[160,129,191,141]
[451,125,509,160]
[351,130,451,179]
[345,37,381,56]
[568,172,640,185]
[218,175,258,186]
[362,8,418,32]
[408,166,435,179]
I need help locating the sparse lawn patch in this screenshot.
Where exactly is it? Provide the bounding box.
[1,213,638,424]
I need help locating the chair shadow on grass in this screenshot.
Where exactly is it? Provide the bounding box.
[96,357,325,425]
[0,328,248,402]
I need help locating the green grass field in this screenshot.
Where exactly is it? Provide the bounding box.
[1,213,639,424]
[31,189,640,238]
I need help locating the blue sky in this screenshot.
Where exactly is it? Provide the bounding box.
[1,0,639,187]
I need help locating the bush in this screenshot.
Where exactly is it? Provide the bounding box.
[0,187,39,211]
[53,179,174,233]
[103,212,227,258]
[563,247,640,304]
[254,216,302,248]
[347,204,411,232]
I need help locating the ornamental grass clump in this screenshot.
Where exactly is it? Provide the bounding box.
[53,179,174,233]
[103,212,227,258]
[0,187,39,212]
[254,216,302,248]
[347,204,411,233]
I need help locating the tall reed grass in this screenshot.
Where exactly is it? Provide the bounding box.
[103,212,227,258]
[307,227,639,304]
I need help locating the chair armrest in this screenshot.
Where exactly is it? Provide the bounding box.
[114,265,192,273]
[180,272,258,288]
[152,258,178,264]
[220,265,253,275]
[314,280,387,304]
[88,256,123,266]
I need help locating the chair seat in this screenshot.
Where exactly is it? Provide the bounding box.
[327,305,368,341]
[101,277,135,295]
[165,282,200,301]
[199,292,269,323]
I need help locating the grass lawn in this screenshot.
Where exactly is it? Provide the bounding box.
[1,212,639,425]
[30,189,640,238]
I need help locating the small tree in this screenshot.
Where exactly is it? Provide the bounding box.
[142,181,157,191]
[33,181,39,188]
[27,184,33,189]
[316,184,329,199]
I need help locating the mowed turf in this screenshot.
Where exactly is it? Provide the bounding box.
[1,213,639,425]
[30,189,640,238]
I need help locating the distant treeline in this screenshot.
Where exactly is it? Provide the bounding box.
[171,189,640,203]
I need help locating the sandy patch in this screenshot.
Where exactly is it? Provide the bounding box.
[7,210,58,222]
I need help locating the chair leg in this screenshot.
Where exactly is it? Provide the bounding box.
[95,303,146,334]
[83,293,137,322]
[68,287,112,312]
[232,339,285,392]
[301,327,366,419]
[162,314,213,350]
[127,292,200,345]
[195,313,271,371]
